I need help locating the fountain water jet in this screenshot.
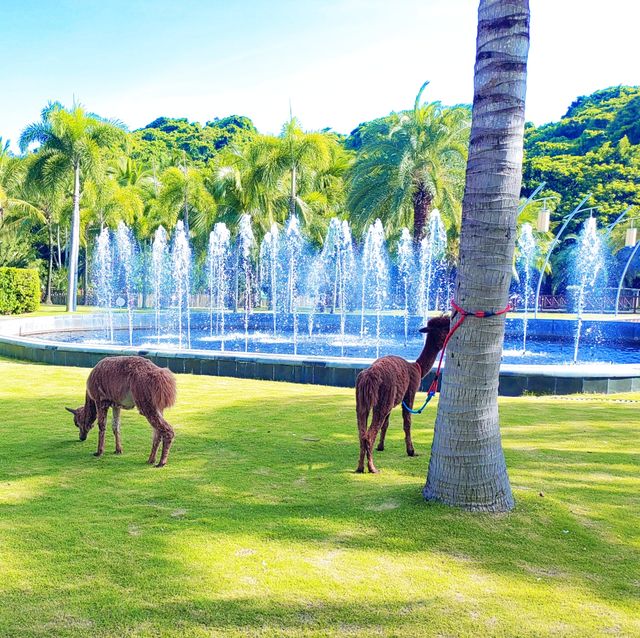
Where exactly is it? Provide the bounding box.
[151,226,169,343]
[573,217,604,363]
[517,223,537,353]
[284,216,304,354]
[417,210,447,320]
[207,223,231,348]
[310,218,355,355]
[237,214,256,352]
[259,223,279,337]
[171,221,192,349]
[396,228,414,346]
[115,222,136,346]
[360,219,389,357]
[94,227,115,341]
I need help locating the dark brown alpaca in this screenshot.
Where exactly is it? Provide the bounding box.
[66,356,177,467]
[355,314,450,473]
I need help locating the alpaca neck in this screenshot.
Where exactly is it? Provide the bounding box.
[416,338,441,378]
[83,391,97,427]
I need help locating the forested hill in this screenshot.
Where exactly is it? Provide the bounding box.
[130,115,256,165]
[522,85,640,217]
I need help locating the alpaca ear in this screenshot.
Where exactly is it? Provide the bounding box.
[418,326,429,334]
[65,407,77,415]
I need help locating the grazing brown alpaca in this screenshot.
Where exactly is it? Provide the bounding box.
[355,314,450,473]
[66,356,177,467]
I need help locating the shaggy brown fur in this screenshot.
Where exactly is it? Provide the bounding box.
[355,315,450,473]
[66,356,177,467]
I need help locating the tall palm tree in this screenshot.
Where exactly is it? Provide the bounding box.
[279,118,332,218]
[423,0,530,512]
[0,139,44,222]
[211,124,342,240]
[348,86,470,242]
[19,103,124,311]
[210,135,288,237]
[159,163,215,237]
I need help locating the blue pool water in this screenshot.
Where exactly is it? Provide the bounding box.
[31,313,640,365]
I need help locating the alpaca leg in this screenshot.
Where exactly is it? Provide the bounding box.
[112,406,123,454]
[366,410,385,473]
[402,392,416,456]
[355,406,369,473]
[376,413,391,452]
[142,410,175,467]
[94,404,108,457]
[157,421,175,468]
[148,430,161,465]
[356,438,366,473]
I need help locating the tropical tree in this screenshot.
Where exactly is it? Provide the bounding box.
[423,0,530,512]
[19,103,125,311]
[279,118,332,218]
[0,139,44,222]
[158,161,215,236]
[347,86,470,242]
[210,135,285,236]
[212,123,346,240]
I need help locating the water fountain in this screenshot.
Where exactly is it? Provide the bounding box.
[94,227,114,342]
[396,228,414,346]
[572,217,604,363]
[151,226,169,343]
[207,223,231,347]
[259,223,279,336]
[517,223,537,353]
[114,221,136,346]
[417,210,448,320]
[236,214,256,352]
[310,218,355,354]
[171,220,191,349]
[284,216,304,354]
[360,219,389,357]
[65,211,640,372]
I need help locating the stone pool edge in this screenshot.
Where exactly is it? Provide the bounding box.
[1,313,640,396]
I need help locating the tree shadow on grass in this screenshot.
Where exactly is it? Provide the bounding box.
[1,388,639,622]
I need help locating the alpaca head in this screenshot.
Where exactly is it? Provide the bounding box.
[418,314,451,351]
[65,406,96,441]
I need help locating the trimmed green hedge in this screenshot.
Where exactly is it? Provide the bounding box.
[0,267,41,314]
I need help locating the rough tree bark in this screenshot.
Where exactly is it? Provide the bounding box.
[423,0,530,512]
[412,182,432,243]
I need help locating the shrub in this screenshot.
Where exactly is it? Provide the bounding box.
[0,267,41,314]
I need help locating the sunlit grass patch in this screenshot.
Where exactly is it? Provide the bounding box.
[0,358,638,637]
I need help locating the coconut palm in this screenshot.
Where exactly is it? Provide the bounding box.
[158,161,215,237]
[211,124,345,241]
[279,118,333,218]
[0,139,45,223]
[19,103,125,311]
[424,0,530,512]
[209,137,284,237]
[348,86,470,243]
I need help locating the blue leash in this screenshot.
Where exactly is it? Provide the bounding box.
[402,390,436,415]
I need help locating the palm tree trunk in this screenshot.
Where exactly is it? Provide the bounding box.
[183,187,189,233]
[182,153,189,233]
[289,164,297,217]
[66,160,81,312]
[412,183,431,242]
[56,225,62,269]
[83,243,89,306]
[45,220,53,305]
[423,0,530,512]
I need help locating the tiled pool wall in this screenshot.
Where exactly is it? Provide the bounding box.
[1,312,639,396]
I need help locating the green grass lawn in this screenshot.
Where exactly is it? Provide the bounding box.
[0,359,638,638]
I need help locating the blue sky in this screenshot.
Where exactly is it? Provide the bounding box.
[1,0,638,150]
